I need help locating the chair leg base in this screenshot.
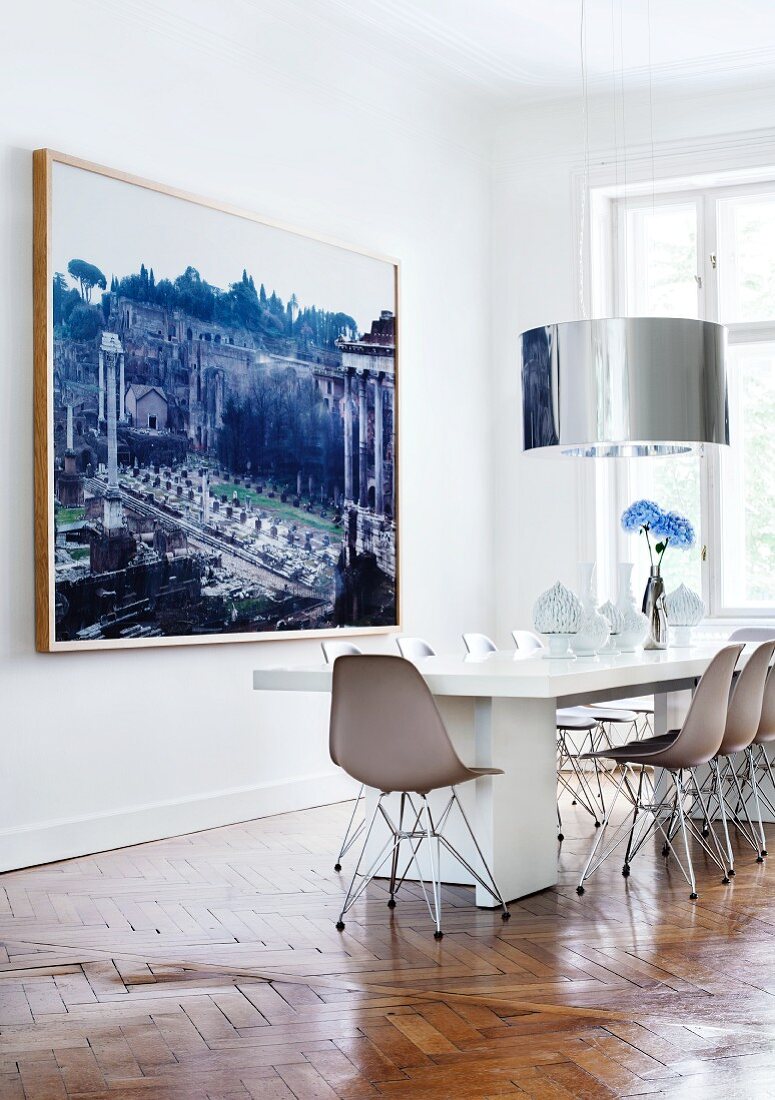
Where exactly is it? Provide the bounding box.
[622,863,630,877]
[335,789,509,937]
[690,892,698,900]
[434,930,444,940]
[557,832,564,842]
[501,910,511,921]
[576,885,585,895]
[334,863,342,872]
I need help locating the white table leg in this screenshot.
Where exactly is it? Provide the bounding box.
[653,688,693,735]
[361,694,558,906]
[466,695,559,904]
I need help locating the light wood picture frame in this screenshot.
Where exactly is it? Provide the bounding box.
[34,149,400,651]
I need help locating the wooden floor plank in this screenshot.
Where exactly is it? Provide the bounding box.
[0,797,773,1097]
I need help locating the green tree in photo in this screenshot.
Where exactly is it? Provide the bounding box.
[67,259,107,303]
[68,303,102,341]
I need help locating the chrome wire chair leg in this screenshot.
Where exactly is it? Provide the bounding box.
[337,795,396,930]
[745,748,768,859]
[420,796,443,939]
[659,767,727,884]
[386,795,450,932]
[334,783,366,871]
[712,758,735,876]
[445,788,510,921]
[557,729,604,824]
[387,793,407,909]
[577,766,631,894]
[687,768,731,884]
[621,767,645,877]
[388,792,432,902]
[675,770,699,900]
[753,744,775,820]
[337,787,510,937]
[724,755,764,859]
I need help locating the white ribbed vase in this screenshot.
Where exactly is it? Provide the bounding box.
[615,562,649,652]
[665,583,705,647]
[570,562,610,657]
[533,581,582,658]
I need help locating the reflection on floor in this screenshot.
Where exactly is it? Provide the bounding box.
[1,795,774,1098]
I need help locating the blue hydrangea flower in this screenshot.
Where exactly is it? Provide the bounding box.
[652,509,695,549]
[621,499,664,533]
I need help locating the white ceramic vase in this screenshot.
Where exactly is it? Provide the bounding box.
[665,583,705,647]
[570,562,610,657]
[544,634,575,658]
[599,600,624,655]
[533,580,582,659]
[615,562,649,652]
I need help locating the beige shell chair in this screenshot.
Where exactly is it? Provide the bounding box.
[576,644,744,900]
[329,654,510,938]
[396,636,436,661]
[701,640,775,869]
[321,641,364,872]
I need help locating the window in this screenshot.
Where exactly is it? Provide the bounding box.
[595,179,775,616]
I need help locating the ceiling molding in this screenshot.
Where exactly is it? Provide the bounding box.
[300,0,536,92]
[76,0,490,166]
[494,123,775,180]
[277,0,775,104]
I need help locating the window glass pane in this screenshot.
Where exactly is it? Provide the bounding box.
[624,455,702,601]
[718,194,775,323]
[625,202,698,317]
[719,341,775,606]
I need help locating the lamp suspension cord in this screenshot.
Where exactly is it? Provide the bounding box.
[578,0,590,319]
[609,0,620,310]
[619,0,628,310]
[647,0,656,215]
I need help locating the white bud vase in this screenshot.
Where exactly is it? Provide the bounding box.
[571,562,610,657]
[599,600,624,655]
[616,562,649,652]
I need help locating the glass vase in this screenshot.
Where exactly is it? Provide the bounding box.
[642,567,669,650]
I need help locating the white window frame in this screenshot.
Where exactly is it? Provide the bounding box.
[594,176,775,618]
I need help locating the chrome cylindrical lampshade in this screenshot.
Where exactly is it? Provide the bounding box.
[520,317,729,457]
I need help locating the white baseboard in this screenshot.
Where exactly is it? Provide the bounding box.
[0,770,359,872]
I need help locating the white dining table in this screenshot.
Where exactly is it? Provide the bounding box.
[253,643,732,905]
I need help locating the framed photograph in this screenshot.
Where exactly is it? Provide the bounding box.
[34,150,400,651]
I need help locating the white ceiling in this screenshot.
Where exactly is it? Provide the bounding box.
[305,0,775,103]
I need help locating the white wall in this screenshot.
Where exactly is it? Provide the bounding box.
[491,81,775,637]
[6,3,774,871]
[0,0,495,869]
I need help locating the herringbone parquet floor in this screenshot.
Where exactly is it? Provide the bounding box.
[2,796,775,1099]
